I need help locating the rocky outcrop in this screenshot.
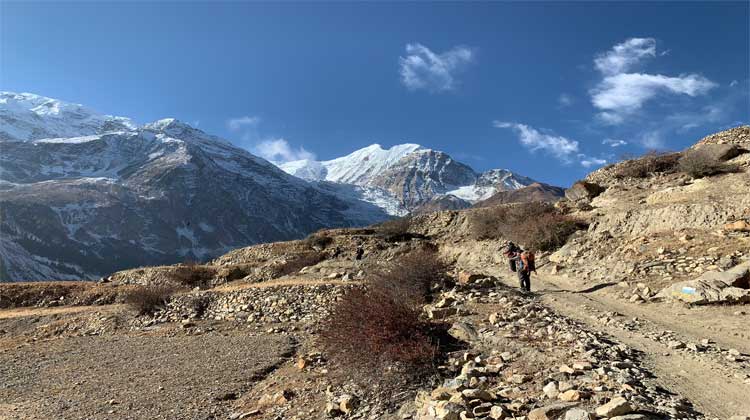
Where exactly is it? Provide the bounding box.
[656,261,750,304]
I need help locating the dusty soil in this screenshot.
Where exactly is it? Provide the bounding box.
[0,327,294,420]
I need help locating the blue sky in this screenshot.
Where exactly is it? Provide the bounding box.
[2,1,748,186]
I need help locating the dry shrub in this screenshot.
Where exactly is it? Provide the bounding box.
[678,149,739,178]
[168,265,217,288]
[376,216,413,237]
[303,232,334,250]
[613,151,681,179]
[271,251,326,278]
[509,213,584,252]
[469,202,584,251]
[319,246,453,387]
[370,247,450,305]
[319,286,437,380]
[124,285,177,315]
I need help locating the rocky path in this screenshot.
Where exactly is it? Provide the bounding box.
[484,269,750,418]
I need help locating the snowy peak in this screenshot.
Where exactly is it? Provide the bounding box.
[280,141,540,211]
[0,91,135,141]
[322,143,423,185]
[280,142,423,184]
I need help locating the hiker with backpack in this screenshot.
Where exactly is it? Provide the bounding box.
[503,241,521,272]
[505,242,535,292]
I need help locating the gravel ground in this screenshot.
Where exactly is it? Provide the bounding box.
[0,332,294,420]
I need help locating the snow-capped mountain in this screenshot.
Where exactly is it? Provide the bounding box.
[280,143,537,210]
[0,92,391,282]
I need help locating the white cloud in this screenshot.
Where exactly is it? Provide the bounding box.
[579,155,607,168]
[602,138,627,147]
[592,73,716,115]
[730,80,739,87]
[590,38,717,125]
[558,93,574,107]
[399,43,475,92]
[227,116,261,131]
[594,38,656,75]
[640,131,665,149]
[252,138,315,164]
[494,121,579,162]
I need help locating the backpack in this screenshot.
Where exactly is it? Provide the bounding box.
[520,251,535,272]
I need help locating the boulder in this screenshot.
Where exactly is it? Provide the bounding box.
[426,307,459,320]
[458,272,484,285]
[595,397,633,418]
[564,408,593,420]
[697,261,750,287]
[528,402,578,420]
[448,322,479,342]
[543,381,560,399]
[565,181,605,203]
[489,405,508,419]
[725,220,750,232]
[692,143,744,162]
[656,278,750,305]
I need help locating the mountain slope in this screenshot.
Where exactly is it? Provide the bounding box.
[0,93,391,281]
[473,182,565,207]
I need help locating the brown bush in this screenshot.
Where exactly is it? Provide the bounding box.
[302,231,334,250]
[613,151,681,179]
[124,285,177,315]
[319,286,437,381]
[508,213,584,252]
[376,216,412,237]
[469,202,583,251]
[678,149,739,178]
[370,247,450,305]
[168,265,217,288]
[270,251,326,278]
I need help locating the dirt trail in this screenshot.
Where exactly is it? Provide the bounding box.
[214,277,361,292]
[0,305,118,320]
[480,266,750,418]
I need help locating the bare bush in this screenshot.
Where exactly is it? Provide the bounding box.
[508,213,584,252]
[469,202,583,251]
[376,216,412,237]
[319,286,437,381]
[168,265,217,288]
[678,149,739,178]
[613,151,681,179]
[124,285,177,315]
[370,247,450,305]
[302,231,334,250]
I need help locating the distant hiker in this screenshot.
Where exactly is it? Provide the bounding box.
[332,246,342,258]
[510,249,536,292]
[355,245,364,261]
[503,241,521,272]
